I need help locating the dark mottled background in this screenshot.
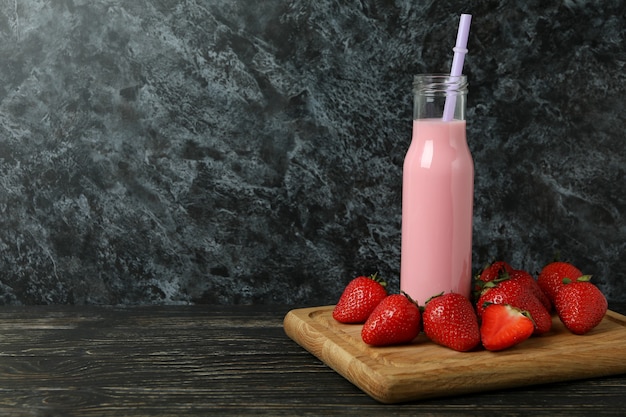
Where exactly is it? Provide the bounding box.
[0,0,624,305]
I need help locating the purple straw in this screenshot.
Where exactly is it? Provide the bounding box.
[442,14,472,121]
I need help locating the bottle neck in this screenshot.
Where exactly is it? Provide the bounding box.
[413,74,468,121]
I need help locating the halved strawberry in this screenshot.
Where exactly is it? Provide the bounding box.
[480,304,535,351]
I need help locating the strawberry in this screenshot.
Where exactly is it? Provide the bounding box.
[537,261,583,305]
[480,304,535,351]
[555,277,607,335]
[361,293,421,346]
[473,260,514,298]
[333,273,387,324]
[476,274,551,335]
[422,293,480,352]
[515,288,552,335]
[477,261,513,283]
[509,269,552,312]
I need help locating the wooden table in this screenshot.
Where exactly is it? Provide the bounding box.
[0,304,624,416]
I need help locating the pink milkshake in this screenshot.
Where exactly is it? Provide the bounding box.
[400,117,474,305]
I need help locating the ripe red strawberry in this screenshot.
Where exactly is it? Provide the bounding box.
[515,288,552,335]
[477,261,513,283]
[509,269,552,311]
[555,278,607,335]
[476,274,551,335]
[473,260,514,298]
[537,261,583,305]
[361,293,421,346]
[476,283,513,317]
[333,274,387,324]
[422,293,480,352]
[480,304,535,351]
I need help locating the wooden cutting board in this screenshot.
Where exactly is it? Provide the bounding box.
[283,305,626,404]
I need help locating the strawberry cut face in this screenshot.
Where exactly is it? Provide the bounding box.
[480,304,535,352]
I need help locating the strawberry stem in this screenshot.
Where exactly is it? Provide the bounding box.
[400,290,419,306]
[368,272,387,288]
[425,292,445,305]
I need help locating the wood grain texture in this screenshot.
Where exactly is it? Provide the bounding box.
[284,305,626,404]
[0,306,294,416]
[0,305,624,416]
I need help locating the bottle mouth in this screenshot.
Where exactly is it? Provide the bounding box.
[413,74,468,93]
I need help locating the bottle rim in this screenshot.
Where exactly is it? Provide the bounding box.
[413,74,468,93]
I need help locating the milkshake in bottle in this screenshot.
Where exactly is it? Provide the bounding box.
[400,74,474,304]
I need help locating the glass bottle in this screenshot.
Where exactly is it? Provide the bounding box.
[400,74,474,304]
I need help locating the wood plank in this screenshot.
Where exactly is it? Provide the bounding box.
[0,306,300,416]
[0,305,622,415]
[284,305,626,404]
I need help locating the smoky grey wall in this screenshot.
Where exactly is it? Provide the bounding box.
[0,1,624,305]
